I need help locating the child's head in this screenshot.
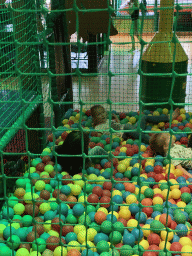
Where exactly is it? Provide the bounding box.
[54,131,90,174]
[149,133,175,156]
[91,105,107,126]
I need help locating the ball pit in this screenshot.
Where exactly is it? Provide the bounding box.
[2,108,192,255]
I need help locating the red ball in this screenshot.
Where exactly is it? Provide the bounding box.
[119,112,126,119]
[117,218,127,227]
[148,245,160,256]
[27,231,39,242]
[62,225,74,236]
[132,145,139,154]
[87,194,99,205]
[112,151,119,156]
[94,164,102,170]
[102,190,111,197]
[142,207,153,217]
[170,221,177,230]
[62,174,73,185]
[47,236,65,251]
[92,186,103,197]
[148,233,161,246]
[177,116,183,122]
[154,165,163,174]
[94,211,106,224]
[170,242,182,255]
[89,142,96,149]
[61,131,68,140]
[99,196,111,208]
[154,174,165,182]
[178,125,184,130]
[159,214,171,227]
[165,173,175,180]
[42,156,51,164]
[96,142,104,148]
[36,163,45,172]
[104,161,112,169]
[180,137,188,145]
[106,137,111,144]
[180,187,191,194]
[32,224,44,236]
[103,181,112,191]
[143,252,157,256]
[126,148,134,156]
[52,189,61,198]
[48,134,53,142]
[51,217,63,233]
[40,190,50,200]
[148,172,156,179]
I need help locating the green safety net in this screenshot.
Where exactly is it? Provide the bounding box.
[0,0,192,255]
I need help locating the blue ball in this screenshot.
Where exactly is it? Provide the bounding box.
[94,169,101,176]
[135,212,147,224]
[146,177,155,187]
[123,229,135,247]
[108,205,119,212]
[146,218,153,225]
[50,179,59,188]
[155,155,164,162]
[129,203,140,215]
[82,249,94,256]
[16,228,28,242]
[112,195,123,205]
[94,233,109,244]
[57,203,68,216]
[106,214,117,224]
[154,161,163,167]
[2,207,14,220]
[3,226,16,240]
[87,167,95,175]
[73,203,85,217]
[40,232,50,242]
[101,171,111,179]
[176,176,186,183]
[176,224,188,237]
[151,211,161,219]
[130,159,139,166]
[112,142,119,149]
[145,166,154,173]
[163,208,173,215]
[172,235,180,243]
[65,232,77,243]
[131,228,143,241]
[123,191,131,201]
[26,226,33,234]
[44,211,56,221]
[100,159,108,167]
[60,185,71,195]
[115,183,125,191]
[131,167,139,176]
[115,173,124,179]
[118,152,126,158]
[88,212,96,222]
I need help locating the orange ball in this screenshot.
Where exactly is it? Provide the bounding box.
[124,183,135,193]
[14,188,25,199]
[67,196,77,208]
[67,249,81,256]
[141,198,153,206]
[159,213,171,227]
[94,211,107,225]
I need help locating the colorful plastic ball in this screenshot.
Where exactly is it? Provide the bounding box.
[7,235,20,249]
[35,180,46,191]
[13,203,25,215]
[16,228,28,242]
[179,237,192,246]
[106,214,117,223]
[123,229,135,247]
[181,245,192,256]
[159,214,171,227]
[53,246,67,256]
[135,212,147,224]
[174,212,186,224]
[72,203,85,217]
[96,240,110,254]
[68,249,81,256]
[118,208,131,220]
[176,224,188,237]
[131,228,143,241]
[32,238,46,252]
[3,226,16,240]
[0,246,12,256]
[81,249,94,256]
[129,203,140,215]
[101,220,113,234]
[2,207,14,220]
[126,194,137,204]
[109,231,122,244]
[94,233,109,245]
[15,248,30,256]
[113,222,124,234]
[119,245,133,256]
[147,233,160,245]
[22,215,33,227]
[150,220,164,234]
[181,193,192,203]
[65,232,77,244]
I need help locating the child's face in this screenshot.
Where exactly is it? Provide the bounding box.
[94,107,107,124]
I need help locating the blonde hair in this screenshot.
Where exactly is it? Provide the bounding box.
[91,105,107,126]
[149,133,169,156]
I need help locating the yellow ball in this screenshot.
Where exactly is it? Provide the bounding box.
[117,164,127,173]
[69,116,76,121]
[158,122,165,128]
[0,224,6,237]
[163,108,169,115]
[23,192,39,204]
[78,195,87,204]
[97,207,108,215]
[153,188,162,195]
[35,180,46,191]
[172,120,179,124]
[8,222,20,230]
[121,141,127,146]
[171,188,181,199]
[126,194,137,204]
[87,228,97,241]
[88,174,97,183]
[120,147,127,153]
[16,248,29,256]
[67,241,81,251]
[44,220,51,232]
[177,201,186,210]
[13,203,25,215]
[141,186,148,194]
[134,187,139,195]
[119,209,131,221]
[71,184,81,196]
[161,231,173,241]
[28,167,36,173]
[154,215,161,221]
[81,241,96,252]
[181,114,186,120]
[159,241,171,250]
[64,124,70,128]
[140,145,147,152]
[112,190,122,197]
[174,168,183,177]
[180,108,186,114]
[161,189,172,200]
[122,159,130,167]
[139,239,149,250]
[127,219,138,231]
[97,176,105,185]
[153,197,163,205]
[129,117,136,124]
[142,224,151,237]
[62,119,68,125]
[77,230,87,243]
[74,225,86,235]
[179,237,192,247]
[169,179,179,190]
[54,246,67,256]
[48,230,59,237]
[109,211,119,219]
[181,245,192,256]
[39,203,51,214]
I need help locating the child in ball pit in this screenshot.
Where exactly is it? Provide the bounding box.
[149,133,192,178]
[91,104,180,145]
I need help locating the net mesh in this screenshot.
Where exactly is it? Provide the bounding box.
[0,0,192,255]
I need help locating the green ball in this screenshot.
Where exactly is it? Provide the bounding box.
[132,176,138,182]
[16,179,26,188]
[188,212,192,222]
[124,170,132,179]
[13,215,22,221]
[22,215,33,227]
[66,214,77,224]
[50,202,58,211]
[86,205,96,214]
[100,140,107,146]
[156,108,163,114]
[126,139,134,145]
[7,235,20,249]
[84,183,92,194]
[104,144,111,152]
[181,193,192,203]
[78,214,91,225]
[137,193,145,201]
[109,231,122,244]
[96,240,110,254]
[144,188,154,198]
[185,205,192,214]
[113,137,121,143]
[119,245,133,256]
[150,220,165,234]
[113,221,124,234]
[45,184,53,193]
[32,238,46,252]
[89,222,100,232]
[101,220,113,234]
[174,213,186,224]
[174,209,182,216]
[133,244,145,256]
[159,183,169,190]
[8,196,18,208]
[153,204,163,213]
[100,253,110,256]
[163,159,169,166]
[183,127,191,132]
[0,246,12,256]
